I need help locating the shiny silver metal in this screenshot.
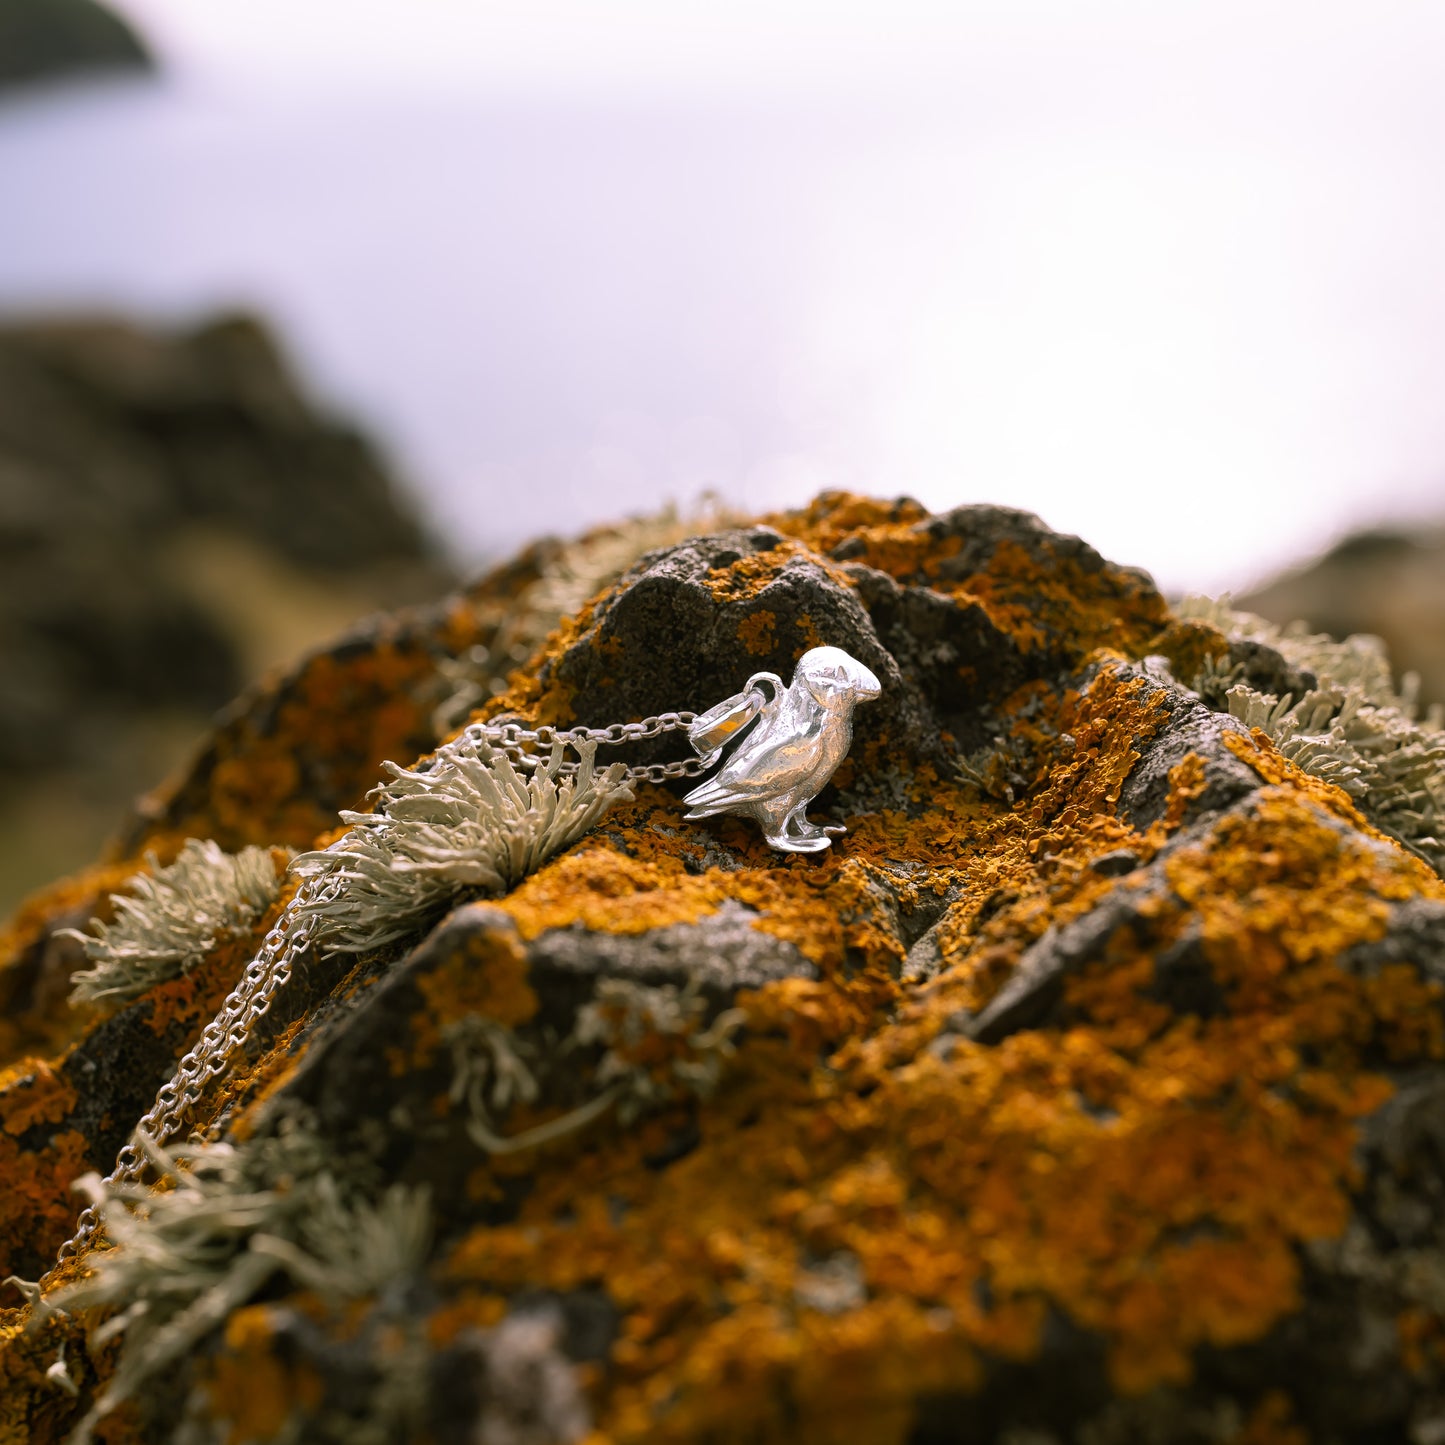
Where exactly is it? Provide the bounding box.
[465,711,705,783]
[58,862,349,1260]
[682,646,881,853]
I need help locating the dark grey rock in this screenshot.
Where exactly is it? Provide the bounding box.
[1090,849,1142,878]
[528,900,815,997]
[1226,637,1318,702]
[1112,668,1261,830]
[1341,899,1445,984]
[0,0,151,91]
[1147,929,1226,1019]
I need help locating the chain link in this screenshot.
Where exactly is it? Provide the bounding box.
[56,867,347,1260]
[55,707,711,1263]
[465,710,707,781]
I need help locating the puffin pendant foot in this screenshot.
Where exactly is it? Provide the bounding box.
[764,817,848,854]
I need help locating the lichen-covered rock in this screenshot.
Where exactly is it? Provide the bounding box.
[1,493,1443,1445]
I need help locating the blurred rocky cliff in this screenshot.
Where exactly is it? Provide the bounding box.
[0,0,151,92]
[1240,522,1445,711]
[0,313,456,911]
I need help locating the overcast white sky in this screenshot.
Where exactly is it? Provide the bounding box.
[3,0,1444,591]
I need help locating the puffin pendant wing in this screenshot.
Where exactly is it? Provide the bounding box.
[686,672,781,768]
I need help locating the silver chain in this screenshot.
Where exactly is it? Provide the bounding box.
[57,867,347,1259]
[465,710,706,783]
[55,709,702,1263]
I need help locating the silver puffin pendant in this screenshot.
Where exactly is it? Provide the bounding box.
[682,646,881,853]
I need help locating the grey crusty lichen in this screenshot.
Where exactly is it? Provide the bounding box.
[38,1114,431,1445]
[290,735,633,951]
[64,840,288,1008]
[1175,595,1445,873]
[447,976,748,1158]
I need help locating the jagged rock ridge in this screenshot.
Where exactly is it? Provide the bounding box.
[0,494,1442,1445]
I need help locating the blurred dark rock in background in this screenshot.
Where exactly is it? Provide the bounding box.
[0,312,456,912]
[0,0,151,92]
[1240,522,1445,709]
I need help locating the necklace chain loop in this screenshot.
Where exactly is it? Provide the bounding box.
[464,710,705,781]
[55,708,701,1262]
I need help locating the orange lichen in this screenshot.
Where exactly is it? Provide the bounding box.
[1146,617,1232,683]
[1152,749,1210,838]
[767,494,961,587]
[0,859,139,1068]
[697,539,853,605]
[396,915,540,1076]
[141,945,250,1043]
[0,1060,76,1136]
[124,576,523,856]
[1231,1391,1310,1445]
[222,1016,309,1140]
[737,610,779,656]
[762,494,932,555]
[957,537,1167,661]
[203,1304,325,1445]
[1,494,1440,1443]
[0,1305,90,1445]
[426,1290,508,1347]
[0,1062,87,1278]
[0,1127,90,1282]
[1398,1307,1445,1378]
[768,493,1169,664]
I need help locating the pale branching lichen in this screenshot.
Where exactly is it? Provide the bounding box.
[64,840,288,1008]
[39,1116,429,1445]
[575,978,747,1126]
[1224,682,1445,862]
[1175,595,1445,872]
[446,1011,630,1157]
[1176,594,1406,705]
[446,977,746,1155]
[290,737,633,952]
[444,1014,611,1157]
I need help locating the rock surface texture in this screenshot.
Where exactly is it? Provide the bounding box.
[1,494,1443,1445]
